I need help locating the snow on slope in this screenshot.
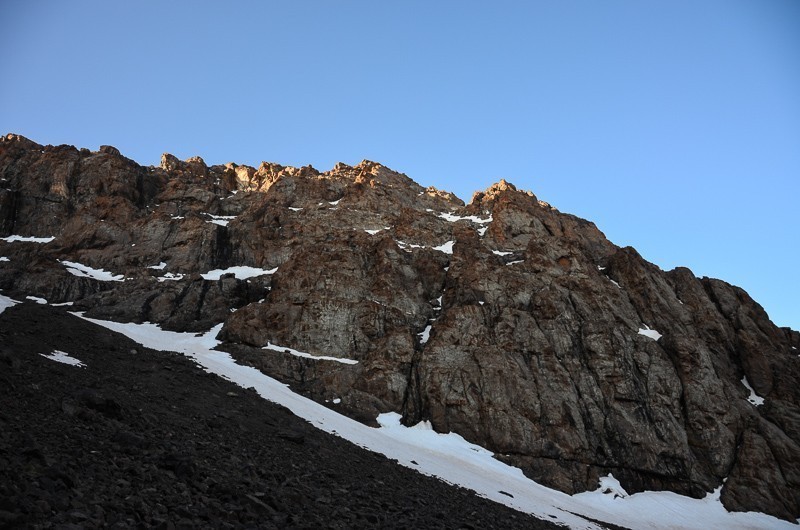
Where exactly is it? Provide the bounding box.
[418,324,432,344]
[432,241,455,254]
[26,296,47,304]
[40,350,85,367]
[74,314,796,530]
[60,260,124,282]
[1,235,55,243]
[638,325,663,341]
[263,341,358,365]
[157,272,184,282]
[741,377,765,406]
[200,266,278,280]
[203,213,237,226]
[434,211,492,224]
[0,293,19,314]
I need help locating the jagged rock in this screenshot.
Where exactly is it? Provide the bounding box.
[161,153,208,179]
[1,133,798,521]
[99,145,120,156]
[160,153,182,172]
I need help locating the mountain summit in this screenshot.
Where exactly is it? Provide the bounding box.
[1,133,798,522]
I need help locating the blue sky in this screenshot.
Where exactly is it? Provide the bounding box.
[2,1,798,329]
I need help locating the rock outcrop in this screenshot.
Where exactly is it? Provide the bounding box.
[1,133,798,521]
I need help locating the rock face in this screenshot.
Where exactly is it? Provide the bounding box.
[2,133,799,520]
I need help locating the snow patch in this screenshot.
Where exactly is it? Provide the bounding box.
[204,213,237,226]
[741,377,765,406]
[396,240,424,252]
[437,212,492,224]
[492,250,513,256]
[433,241,455,254]
[332,398,342,404]
[365,227,390,235]
[288,207,303,212]
[0,257,9,262]
[157,273,184,282]
[201,266,278,280]
[571,479,789,530]
[638,326,663,341]
[418,324,432,344]
[264,341,358,365]
[506,260,524,266]
[148,262,167,270]
[26,296,47,305]
[51,301,74,307]
[328,199,341,206]
[61,260,124,282]
[1,235,55,243]
[0,294,19,314]
[40,350,85,368]
[477,226,488,236]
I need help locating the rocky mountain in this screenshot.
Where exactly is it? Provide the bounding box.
[1,133,799,522]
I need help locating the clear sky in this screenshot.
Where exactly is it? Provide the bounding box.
[2,1,798,329]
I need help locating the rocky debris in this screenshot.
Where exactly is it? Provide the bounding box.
[0,301,554,529]
[1,133,799,521]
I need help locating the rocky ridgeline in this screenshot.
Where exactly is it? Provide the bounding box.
[1,133,798,521]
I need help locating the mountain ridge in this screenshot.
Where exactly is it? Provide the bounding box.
[1,133,798,522]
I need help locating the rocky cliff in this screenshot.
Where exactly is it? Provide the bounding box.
[2,133,798,521]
